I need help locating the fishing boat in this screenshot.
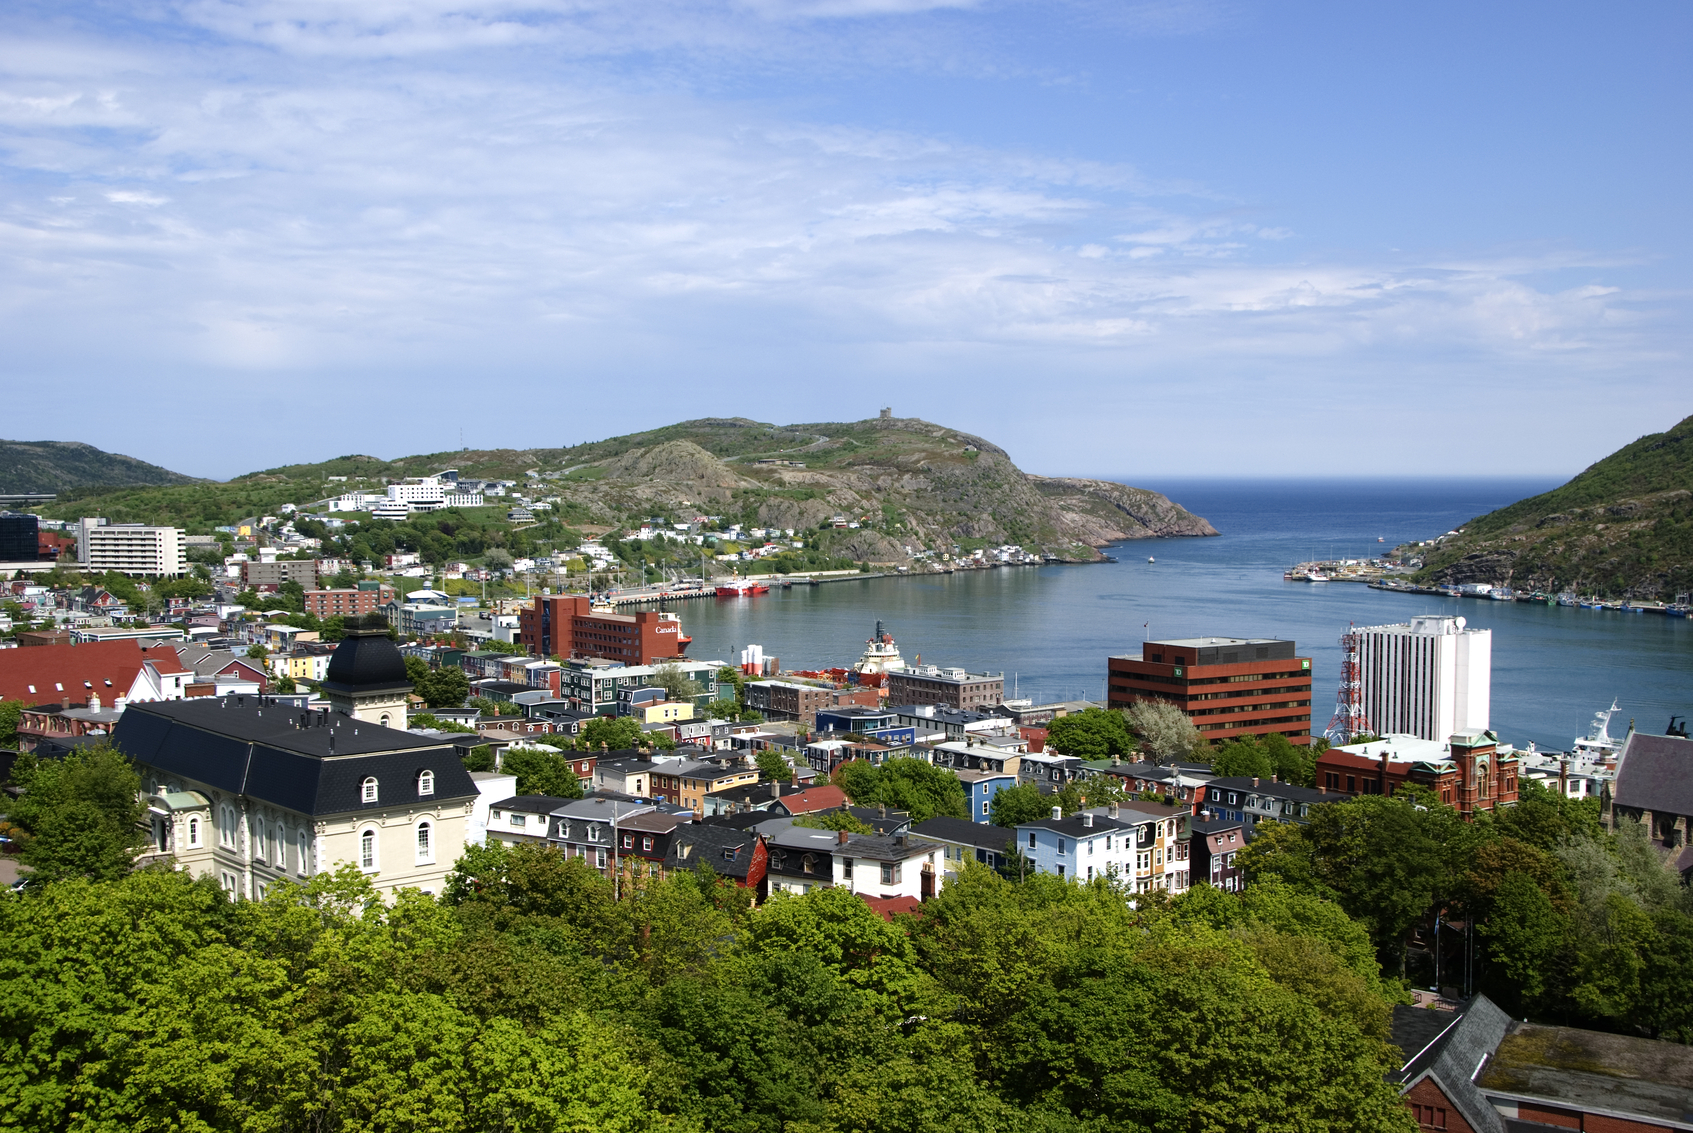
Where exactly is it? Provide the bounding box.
[1668,594,1690,618]
[1557,592,1578,607]
[1489,587,1516,600]
[715,578,770,597]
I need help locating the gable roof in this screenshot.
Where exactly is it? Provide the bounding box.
[1476,1019,1693,1125]
[113,699,478,817]
[666,824,760,880]
[1613,732,1693,816]
[1389,994,1511,1133]
[913,815,1019,853]
[771,784,849,814]
[0,639,154,704]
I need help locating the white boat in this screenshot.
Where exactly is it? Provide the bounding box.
[1572,699,1625,765]
[852,620,906,675]
[1148,556,1155,563]
[1302,570,1330,582]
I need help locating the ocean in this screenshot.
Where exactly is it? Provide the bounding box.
[671,478,1693,752]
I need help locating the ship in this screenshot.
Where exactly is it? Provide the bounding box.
[853,620,906,675]
[715,578,771,597]
[656,611,691,652]
[1572,699,1626,765]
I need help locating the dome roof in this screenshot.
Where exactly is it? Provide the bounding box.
[322,625,411,691]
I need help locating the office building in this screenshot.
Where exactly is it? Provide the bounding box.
[304,583,397,619]
[0,512,40,561]
[885,664,1004,709]
[1354,616,1490,741]
[1108,636,1314,745]
[518,595,688,664]
[241,559,324,590]
[76,517,187,578]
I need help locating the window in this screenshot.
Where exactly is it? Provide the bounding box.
[622,834,633,849]
[360,828,377,870]
[843,857,853,879]
[642,836,654,852]
[587,825,599,842]
[981,799,989,816]
[1057,837,1067,856]
[275,825,287,870]
[880,863,901,885]
[1411,1104,1446,1130]
[1057,864,1066,877]
[361,777,379,803]
[418,770,435,797]
[416,821,433,864]
[219,806,236,848]
[298,830,310,875]
[188,817,202,848]
[511,813,527,828]
[595,848,607,868]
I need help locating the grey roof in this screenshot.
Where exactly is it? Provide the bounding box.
[1205,776,1330,804]
[1390,994,1512,1133]
[1189,815,1245,835]
[115,699,478,817]
[1613,732,1693,815]
[666,824,759,881]
[1477,1020,1693,1126]
[913,815,1020,853]
[840,832,943,862]
[491,795,581,814]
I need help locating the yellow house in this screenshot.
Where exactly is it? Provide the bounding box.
[638,699,695,725]
[678,763,759,812]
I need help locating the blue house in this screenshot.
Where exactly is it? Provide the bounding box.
[957,769,1016,822]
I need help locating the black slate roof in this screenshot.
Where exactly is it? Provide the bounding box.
[1389,995,1511,1133]
[913,815,1020,853]
[1205,776,1331,804]
[667,824,759,881]
[1613,732,1693,815]
[114,699,477,817]
[321,626,411,693]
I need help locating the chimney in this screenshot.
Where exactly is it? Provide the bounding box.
[1111,755,1120,766]
[88,692,100,712]
[1051,805,1062,820]
[837,829,849,845]
[61,695,70,710]
[878,804,887,819]
[1108,803,1119,819]
[770,779,781,799]
[1251,777,1259,787]
[1082,812,1094,828]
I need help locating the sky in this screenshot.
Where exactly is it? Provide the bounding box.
[2,1,1689,481]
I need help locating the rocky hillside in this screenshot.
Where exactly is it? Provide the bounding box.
[0,440,198,494]
[1413,414,1693,598]
[524,416,1217,561]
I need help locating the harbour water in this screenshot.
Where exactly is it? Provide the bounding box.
[674,478,1693,752]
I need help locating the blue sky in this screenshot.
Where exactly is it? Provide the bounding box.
[2,1,1688,480]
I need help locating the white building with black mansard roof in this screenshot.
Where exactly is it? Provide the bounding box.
[113,624,478,900]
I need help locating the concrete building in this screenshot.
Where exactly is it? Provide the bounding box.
[886,664,1004,710]
[1354,615,1491,741]
[1108,636,1314,745]
[519,595,689,665]
[76,518,187,578]
[240,559,323,590]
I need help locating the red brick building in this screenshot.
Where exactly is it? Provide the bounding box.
[1315,730,1518,818]
[1108,636,1314,745]
[304,584,397,619]
[518,595,687,664]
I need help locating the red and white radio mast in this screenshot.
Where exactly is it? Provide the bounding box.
[1326,625,1373,744]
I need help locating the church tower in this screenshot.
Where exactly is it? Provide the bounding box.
[321,617,413,730]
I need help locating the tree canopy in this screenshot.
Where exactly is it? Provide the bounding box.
[3,744,149,882]
[832,757,967,823]
[1042,707,1133,758]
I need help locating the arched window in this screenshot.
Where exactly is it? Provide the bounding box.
[188,817,201,848]
[274,825,287,871]
[416,821,433,864]
[380,714,391,728]
[417,770,435,797]
[220,806,236,848]
[361,777,379,804]
[360,828,377,870]
[297,829,310,875]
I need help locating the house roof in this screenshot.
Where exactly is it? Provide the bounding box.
[1389,994,1512,1133]
[773,784,849,814]
[1016,813,1131,838]
[0,639,167,704]
[839,832,942,863]
[491,794,580,814]
[860,894,921,921]
[1476,1020,1693,1125]
[1204,777,1331,804]
[113,699,478,817]
[913,815,1018,853]
[1613,732,1693,816]
[666,824,760,880]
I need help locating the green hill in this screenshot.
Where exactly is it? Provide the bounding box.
[1413,414,1693,598]
[38,416,1218,560]
[0,440,199,494]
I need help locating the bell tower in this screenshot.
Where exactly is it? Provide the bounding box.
[320,616,413,730]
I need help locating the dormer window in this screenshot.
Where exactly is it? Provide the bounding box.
[417,770,434,797]
[361,777,379,803]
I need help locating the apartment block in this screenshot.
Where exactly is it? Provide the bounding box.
[76,518,187,578]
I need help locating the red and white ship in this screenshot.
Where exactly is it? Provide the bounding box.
[715,578,771,597]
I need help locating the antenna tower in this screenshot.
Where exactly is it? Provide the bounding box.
[1326,625,1373,744]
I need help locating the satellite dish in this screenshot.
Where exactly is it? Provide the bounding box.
[1454,616,1466,629]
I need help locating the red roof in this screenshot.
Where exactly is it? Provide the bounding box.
[780,784,849,814]
[859,894,922,921]
[0,640,155,704]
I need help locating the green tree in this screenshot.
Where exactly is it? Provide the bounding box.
[500,746,584,798]
[461,744,496,772]
[1123,699,1202,764]
[831,757,966,823]
[651,662,703,703]
[1211,737,1274,780]
[5,744,149,882]
[579,715,644,752]
[989,781,1057,827]
[756,750,793,783]
[792,808,876,835]
[1043,707,1134,758]
[0,698,26,748]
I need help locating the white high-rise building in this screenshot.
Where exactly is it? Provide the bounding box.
[1354,615,1490,741]
[77,518,187,578]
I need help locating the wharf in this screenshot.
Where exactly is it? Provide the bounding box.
[1366,579,1688,617]
[589,559,1044,607]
